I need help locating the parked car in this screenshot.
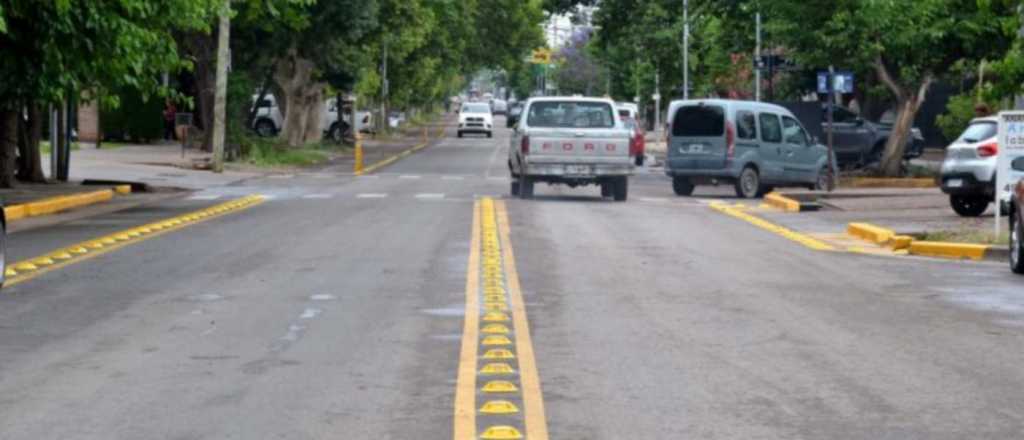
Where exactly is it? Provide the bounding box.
[509,97,634,200]
[665,99,834,198]
[491,99,508,115]
[616,102,640,120]
[1011,157,1024,274]
[780,103,924,168]
[323,99,374,141]
[940,117,1010,217]
[458,102,493,138]
[252,95,283,137]
[507,103,523,128]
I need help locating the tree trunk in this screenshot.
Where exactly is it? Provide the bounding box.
[274,48,325,148]
[874,56,932,177]
[16,103,46,182]
[0,110,19,188]
[184,32,217,151]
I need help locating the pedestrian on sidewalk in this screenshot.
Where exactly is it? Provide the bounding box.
[163,99,177,141]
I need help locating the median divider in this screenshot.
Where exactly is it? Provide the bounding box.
[4,187,133,222]
[845,221,1000,260]
[764,192,801,212]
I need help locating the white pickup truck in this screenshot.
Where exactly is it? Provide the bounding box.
[508,97,635,201]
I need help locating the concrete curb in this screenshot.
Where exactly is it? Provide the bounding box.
[846,221,1006,261]
[839,177,937,188]
[4,186,132,222]
[764,192,801,212]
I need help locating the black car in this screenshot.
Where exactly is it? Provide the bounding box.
[781,103,925,168]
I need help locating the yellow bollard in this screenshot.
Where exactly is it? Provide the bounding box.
[422,126,428,144]
[353,132,364,175]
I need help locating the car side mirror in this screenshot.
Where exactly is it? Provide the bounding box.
[1012,157,1024,172]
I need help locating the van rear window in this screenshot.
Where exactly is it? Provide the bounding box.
[672,106,724,137]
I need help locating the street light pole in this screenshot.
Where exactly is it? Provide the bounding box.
[755,12,762,102]
[683,0,689,100]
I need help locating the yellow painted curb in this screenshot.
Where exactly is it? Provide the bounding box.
[114,185,132,194]
[764,192,801,212]
[5,189,117,221]
[840,177,937,188]
[4,204,27,221]
[890,235,914,250]
[908,241,990,261]
[847,222,896,245]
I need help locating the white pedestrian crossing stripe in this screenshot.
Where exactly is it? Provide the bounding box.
[415,193,446,200]
[302,194,334,199]
[357,193,388,199]
[442,175,466,181]
[189,194,222,200]
[399,175,422,179]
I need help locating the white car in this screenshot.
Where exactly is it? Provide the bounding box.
[492,99,508,115]
[323,99,373,140]
[940,116,1008,216]
[458,102,493,138]
[252,94,372,140]
[252,95,283,137]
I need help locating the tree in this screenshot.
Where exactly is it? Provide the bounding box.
[0,0,219,186]
[764,0,1018,176]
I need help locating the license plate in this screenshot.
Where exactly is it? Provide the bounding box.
[688,144,705,153]
[566,165,589,174]
[947,179,963,188]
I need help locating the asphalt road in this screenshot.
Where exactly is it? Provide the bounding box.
[1,118,1023,439]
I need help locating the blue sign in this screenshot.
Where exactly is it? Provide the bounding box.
[817,71,854,94]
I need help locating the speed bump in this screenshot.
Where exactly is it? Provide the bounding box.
[479,400,519,415]
[479,425,523,439]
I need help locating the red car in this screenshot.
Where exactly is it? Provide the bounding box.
[623,117,645,166]
[1011,157,1024,274]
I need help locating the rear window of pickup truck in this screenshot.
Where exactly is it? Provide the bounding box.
[527,101,615,128]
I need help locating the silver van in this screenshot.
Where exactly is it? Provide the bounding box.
[665,99,833,198]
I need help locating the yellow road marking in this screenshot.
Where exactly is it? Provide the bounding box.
[3,195,265,288]
[356,123,447,175]
[495,199,549,440]
[709,202,834,251]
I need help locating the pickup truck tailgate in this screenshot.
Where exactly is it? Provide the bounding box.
[526,127,630,160]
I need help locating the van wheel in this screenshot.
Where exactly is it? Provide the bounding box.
[520,177,534,199]
[672,177,695,196]
[255,120,276,138]
[950,194,989,217]
[612,177,628,202]
[1012,211,1024,274]
[510,180,520,197]
[735,166,761,199]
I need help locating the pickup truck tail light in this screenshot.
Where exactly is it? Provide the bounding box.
[521,135,530,155]
[978,142,998,157]
[725,120,736,159]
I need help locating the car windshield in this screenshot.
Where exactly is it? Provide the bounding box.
[526,101,615,128]
[462,103,490,114]
[958,121,997,143]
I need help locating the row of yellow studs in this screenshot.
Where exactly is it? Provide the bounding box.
[477,200,523,440]
[4,195,263,279]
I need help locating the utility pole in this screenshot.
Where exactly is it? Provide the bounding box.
[210,0,230,173]
[755,12,762,102]
[826,65,837,191]
[682,0,689,100]
[380,40,388,133]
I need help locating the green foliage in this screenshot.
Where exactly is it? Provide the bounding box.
[100,87,165,142]
[936,93,1000,141]
[236,136,330,167]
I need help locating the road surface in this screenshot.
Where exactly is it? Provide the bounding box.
[1,118,1023,439]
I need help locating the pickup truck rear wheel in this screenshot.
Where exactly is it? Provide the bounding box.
[735,166,761,199]
[519,177,534,199]
[600,181,612,198]
[672,177,695,196]
[950,194,989,217]
[612,177,628,202]
[1011,211,1024,274]
[510,180,520,196]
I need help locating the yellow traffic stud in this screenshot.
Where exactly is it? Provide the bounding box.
[479,363,515,375]
[5,268,18,277]
[68,246,88,254]
[484,295,506,304]
[481,335,512,346]
[479,425,523,439]
[481,380,519,393]
[137,227,153,234]
[113,233,132,241]
[149,223,165,231]
[13,262,38,272]
[126,230,142,237]
[479,400,520,415]
[49,252,73,260]
[100,237,117,245]
[482,348,515,360]
[483,302,509,312]
[482,312,510,322]
[32,257,55,266]
[86,241,105,249]
[481,324,510,334]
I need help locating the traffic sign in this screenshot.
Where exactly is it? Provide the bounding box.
[818,71,854,94]
[997,111,1024,234]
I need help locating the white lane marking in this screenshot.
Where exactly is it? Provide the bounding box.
[399,175,422,179]
[357,193,388,199]
[487,176,509,182]
[189,194,222,200]
[310,294,337,301]
[639,197,669,203]
[281,324,305,342]
[299,308,323,319]
[302,194,334,199]
[442,175,466,181]
[268,174,295,179]
[358,175,381,179]
[415,193,446,200]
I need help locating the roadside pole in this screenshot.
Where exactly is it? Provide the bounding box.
[654,71,661,138]
[354,131,364,175]
[826,66,837,191]
[210,0,230,174]
[755,13,762,102]
[682,0,689,100]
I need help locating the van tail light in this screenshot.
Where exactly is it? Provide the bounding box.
[629,134,638,155]
[725,121,736,158]
[978,142,998,157]
[521,135,530,155]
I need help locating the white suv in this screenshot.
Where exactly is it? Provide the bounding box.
[940,117,1007,216]
[458,102,493,138]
